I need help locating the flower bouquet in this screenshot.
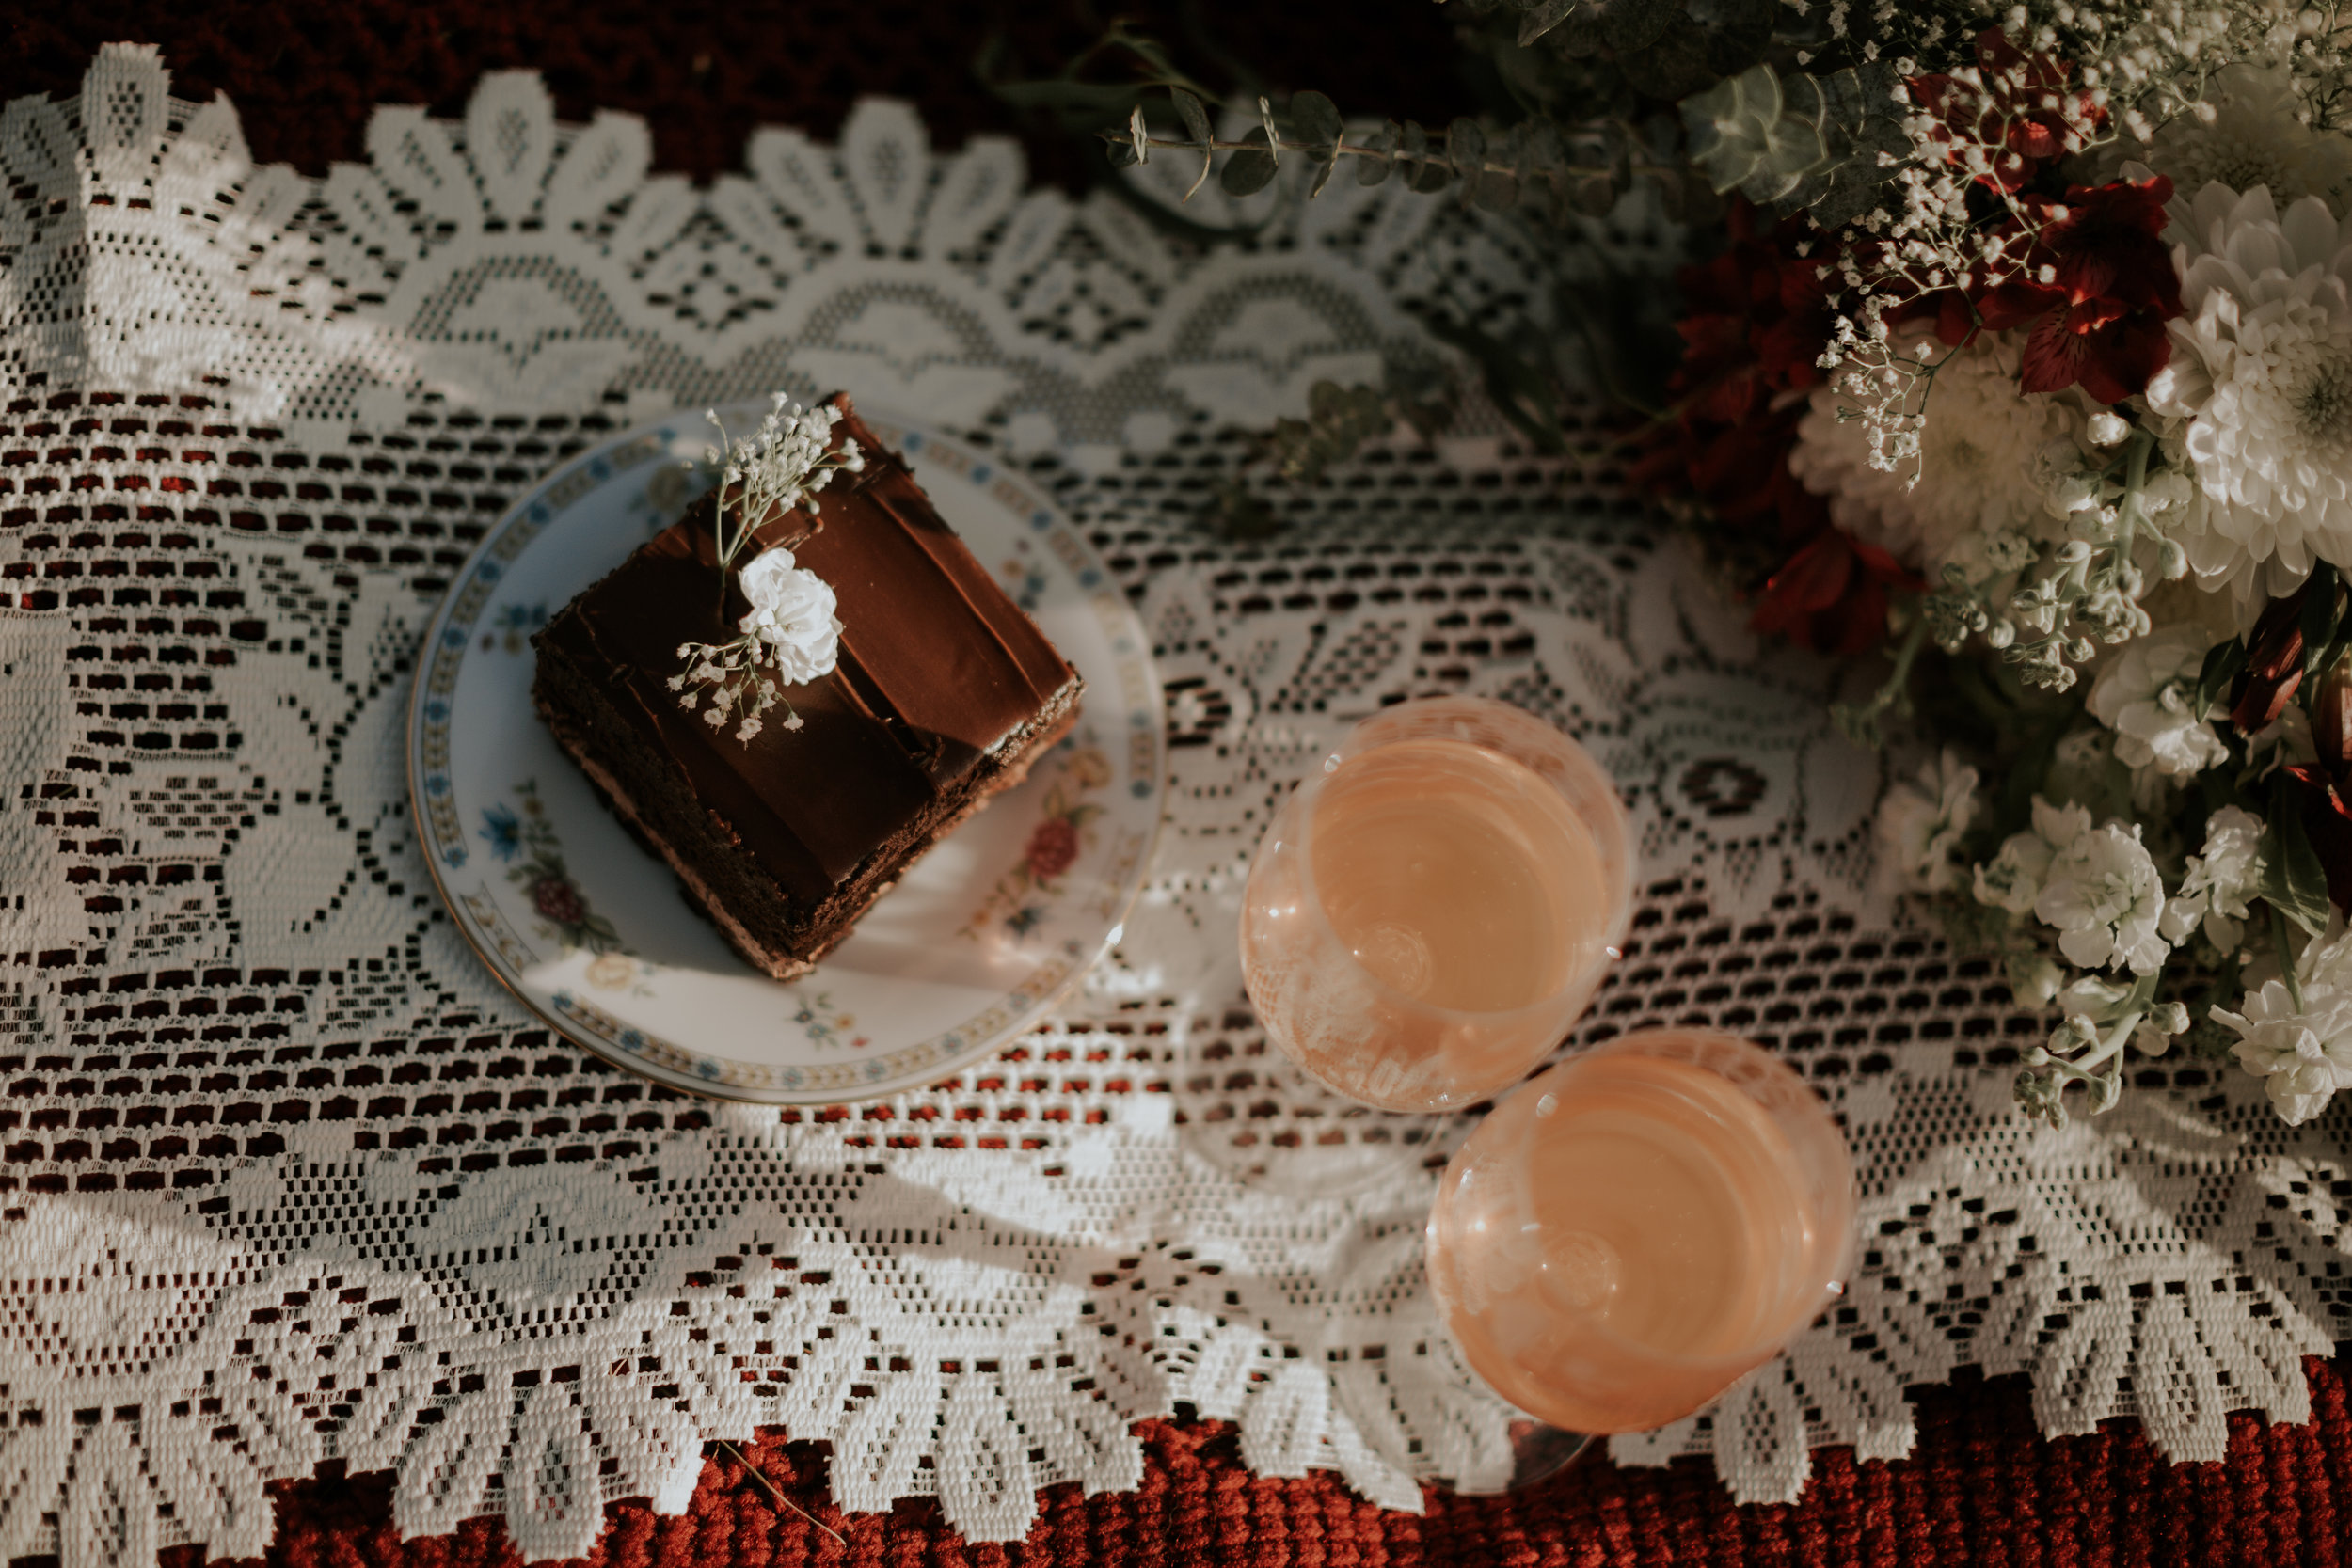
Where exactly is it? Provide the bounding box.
[993,0,2352,1129]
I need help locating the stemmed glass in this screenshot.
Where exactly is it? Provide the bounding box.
[1237,696,1633,1115]
[1426,1027,1857,1440]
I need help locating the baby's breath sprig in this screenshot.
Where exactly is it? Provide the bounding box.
[1926,423,2190,696]
[667,398,862,746]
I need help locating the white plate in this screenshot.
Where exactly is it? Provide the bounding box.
[407,405,1165,1101]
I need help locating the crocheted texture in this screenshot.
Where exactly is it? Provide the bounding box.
[215,1361,2352,1566]
[4,38,2352,1568]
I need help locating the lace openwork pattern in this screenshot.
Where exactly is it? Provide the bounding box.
[1,40,2348,1564]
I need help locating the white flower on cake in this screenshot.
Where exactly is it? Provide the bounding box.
[736,546,841,686]
[2159,804,2267,951]
[2085,623,2228,778]
[669,395,865,745]
[2215,927,2352,1124]
[2145,183,2352,605]
[1788,331,2090,575]
[1877,749,1979,894]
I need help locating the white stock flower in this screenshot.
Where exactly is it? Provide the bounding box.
[2160,804,2268,950]
[2145,183,2352,602]
[1789,332,2090,575]
[2034,819,2170,974]
[1878,750,1979,893]
[1974,796,2092,914]
[2084,623,2228,777]
[2139,65,2352,214]
[2215,928,2352,1124]
[737,546,842,685]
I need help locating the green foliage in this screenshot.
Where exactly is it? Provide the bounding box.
[1215,369,1456,540]
[1682,60,1912,230]
[2263,771,2334,938]
[1454,0,1779,111]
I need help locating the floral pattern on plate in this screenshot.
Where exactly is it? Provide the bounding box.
[963,736,1113,941]
[409,404,1164,1101]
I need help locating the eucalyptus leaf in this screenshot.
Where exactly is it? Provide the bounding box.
[1599,0,1675,55]
[2265,773,2334,938]
[1220,129,1279,197]
[1518,0,1580,45]
[1401,122,1452,193]
[1520,117,1565,171]
[1290,90,1343,150]
[1694,0,1777,79]
[1471,169,1519,210]
[1620,15,1719,102]
[1358,121,1399,186]
[1554,12,1607,55]
[1448,118,1487,181]
[1565,169,1617,216]
[1171,87,1213,145]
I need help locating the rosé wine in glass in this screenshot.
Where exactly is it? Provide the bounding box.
[1238,697,1632,1114]
[1426,1028,1856,1435]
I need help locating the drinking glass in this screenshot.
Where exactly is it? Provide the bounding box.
[1425,1027,1856,1436]
[1238,696,1632,1114]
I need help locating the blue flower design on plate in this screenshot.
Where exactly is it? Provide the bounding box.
[479,804,522,862]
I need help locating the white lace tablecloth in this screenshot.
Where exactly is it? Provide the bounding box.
[3,42,2348,1562]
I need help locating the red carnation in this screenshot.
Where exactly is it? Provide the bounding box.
[1975,177,2182,404]
[1025,817,1080,880]
[532,876,586,926]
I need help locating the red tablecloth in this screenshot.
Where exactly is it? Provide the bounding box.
[17,5,2351,1562]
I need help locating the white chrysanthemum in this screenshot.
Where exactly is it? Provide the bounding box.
[2084,623,2227,777]
[2034,819,2169,975]
[1789,332,2089,575]
[2140,65,2352,214]
[1877,749,1979,894]
[2145,183,2352,602]
[737,546,842,685]
[2215,927,2352,1124]
[2160,804,2267,950]
[1974,796,2092,915]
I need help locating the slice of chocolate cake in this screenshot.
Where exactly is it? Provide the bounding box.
[532,394,1083,979]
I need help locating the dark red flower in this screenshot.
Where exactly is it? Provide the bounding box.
[1973,177,2182,404]
[1910,28,2103,193]
[1638,201,1907,654]
[1749,531,1917,657]
[1667,200,1835,420]
[2230,581,2312,733]
[532,876,586,926]
[1025,817,1080,881]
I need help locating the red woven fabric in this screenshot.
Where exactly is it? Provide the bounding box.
[7,8,2351,1564]
[221,1361,2352,1567]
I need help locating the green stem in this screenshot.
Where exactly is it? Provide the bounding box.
[1123,131,1682,188]
[1832,610,1931,747]
[2112,425,2155,562]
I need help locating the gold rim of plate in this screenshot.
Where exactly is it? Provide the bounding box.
[405,406,1166,1103]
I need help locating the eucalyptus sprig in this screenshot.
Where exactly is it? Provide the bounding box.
[1104,85,1689,219]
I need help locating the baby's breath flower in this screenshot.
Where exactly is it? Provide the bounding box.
[668,398,863,746]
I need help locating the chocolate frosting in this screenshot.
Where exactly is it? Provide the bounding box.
[542,397,1081,903]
